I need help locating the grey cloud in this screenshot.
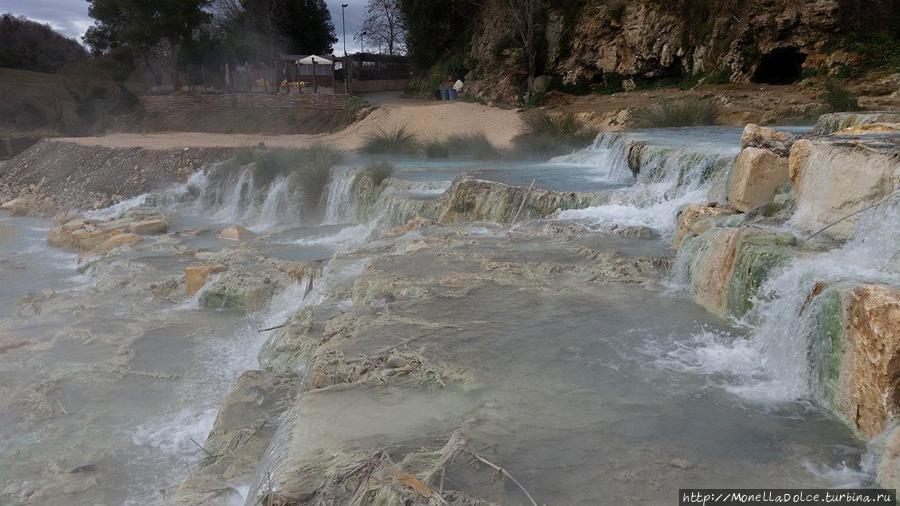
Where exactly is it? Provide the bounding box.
[2,0,369,51]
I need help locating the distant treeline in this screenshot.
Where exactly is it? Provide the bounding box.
[0,14,88,72]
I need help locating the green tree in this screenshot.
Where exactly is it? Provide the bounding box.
[220,0,337,62]
[399,0,479,70]
[84,0,213,85]
[0,14,88,72]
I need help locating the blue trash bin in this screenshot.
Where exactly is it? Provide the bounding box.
[448,88,458,100]
[440,88,450,100]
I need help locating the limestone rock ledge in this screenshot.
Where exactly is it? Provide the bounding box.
[172,225,675,505]
[47,208,169,253]
[678,225,797,318]
[789,135,899,240]
[803,283,900,438]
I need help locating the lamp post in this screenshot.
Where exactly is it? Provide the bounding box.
[341,3,349,94]
[341,3,349,57]
[312,56,317,95]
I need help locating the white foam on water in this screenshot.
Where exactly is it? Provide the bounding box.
[128,279,320,506]
[559,187,709,231]
[292,223,373,249]
[554,131,736,234]
[249,175,291,232]
[802,458,876,488]
[323,168,356,225]
[656,200,900,403]
[84,193,149,220]
[131,407,219,458]
[548,132,633,182]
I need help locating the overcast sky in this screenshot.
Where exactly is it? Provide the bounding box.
[2,0,367,53]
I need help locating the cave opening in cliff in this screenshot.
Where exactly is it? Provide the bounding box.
[752,47,806,84]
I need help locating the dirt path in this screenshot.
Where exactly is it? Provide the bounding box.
[54,99,524,151]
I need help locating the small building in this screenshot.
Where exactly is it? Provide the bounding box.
[278,54,336,92]
[346,53,410,94]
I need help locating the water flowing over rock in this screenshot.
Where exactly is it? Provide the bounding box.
[185,264,227,296]
[217,225,256,241]
[681,227,796,318]
[558,130,739,233]
[438,177,603,225]
[813,112,900,136]
[789,136,900,240]
[673,203,737,250]
[6,119,899,503]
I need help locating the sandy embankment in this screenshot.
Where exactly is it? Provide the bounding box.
[55,100,524,151]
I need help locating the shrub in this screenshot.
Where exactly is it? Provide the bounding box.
[424,133,500,159]
[705,68,732,84]
[423,138,450,158]
[513,110,599,156]
[631,98,721,128]
[291,151,336,213]
[225,145,341,213]
[339,95,366,125]
[823,80,861,112]
[598,72,624,94]
[445,133,500,159]
[233,147,255,165]
[361,126,420,154]
[458,93,486,104]
[365,162,395,186]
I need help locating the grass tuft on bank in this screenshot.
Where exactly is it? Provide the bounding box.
[362,126,421,155]
[823,80,862,112]
[512,110,599,156]
[632,98,721,128]
[424,133,500,159]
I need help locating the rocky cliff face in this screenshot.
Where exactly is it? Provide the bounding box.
[461,0,876,103]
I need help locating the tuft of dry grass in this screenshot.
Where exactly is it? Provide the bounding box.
[631,97,721,127]
[424,132,500,159]
[361,126,421,154]
[513,110,599,156]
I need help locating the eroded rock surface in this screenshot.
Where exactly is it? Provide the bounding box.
[182,223,691,505]
[728,147,790,213]
[789,136,900,239]
[806,283,900,437]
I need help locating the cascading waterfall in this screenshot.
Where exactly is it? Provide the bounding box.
[660,193,900,406]
[211,168,257,223]
[549,132,635,183]
[556,130,738,233]
[181,165,304,230]
[252,175,291,231]
[323,167,356,225]
[730,200,899,401]
[241,258,368,506]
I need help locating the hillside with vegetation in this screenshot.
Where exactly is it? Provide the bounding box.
[401,0,900,107]
[0,14,87,73]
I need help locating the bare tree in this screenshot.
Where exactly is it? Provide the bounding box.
[357,0,406,54]
[211,0,244,24]
[506,0,540,92]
